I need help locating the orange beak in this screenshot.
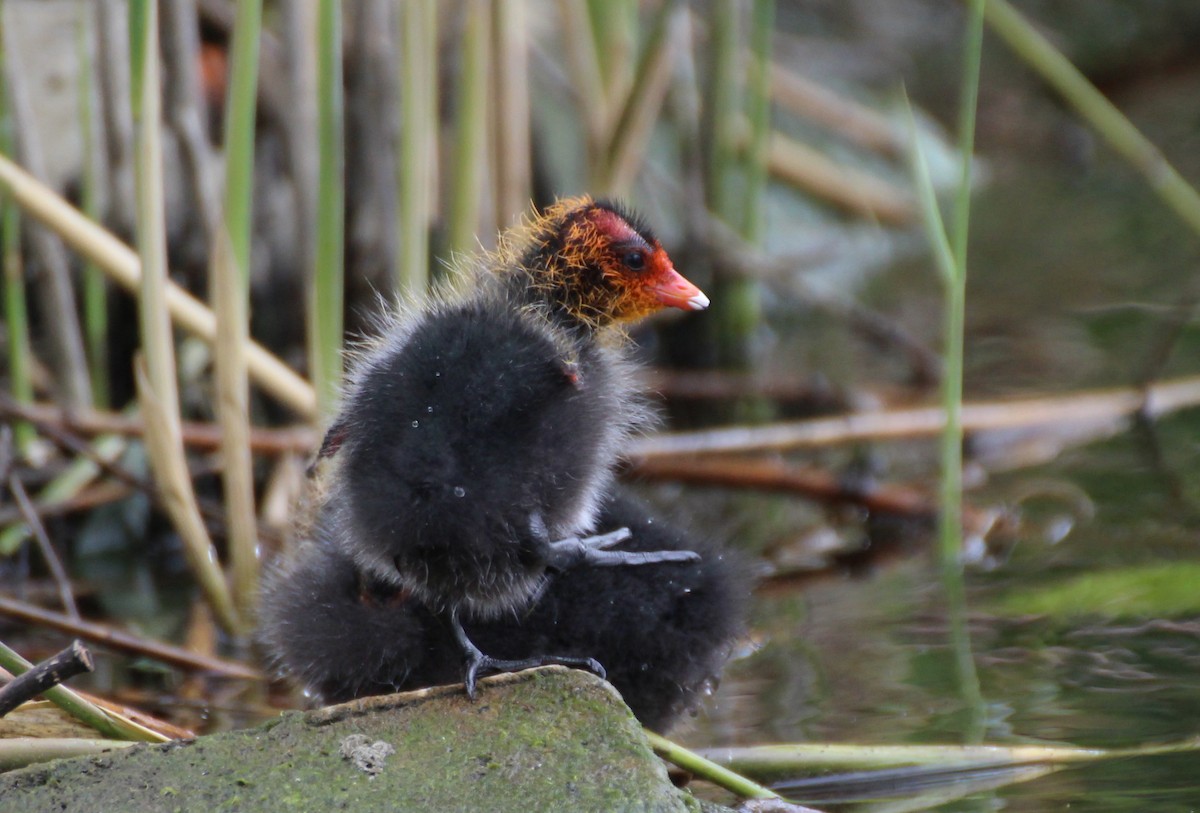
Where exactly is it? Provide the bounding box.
[650,266,710,311]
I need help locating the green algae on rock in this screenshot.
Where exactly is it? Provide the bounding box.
[1,668,711,813]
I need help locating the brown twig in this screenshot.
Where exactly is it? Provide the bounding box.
[0,641,94,718]
[6,475,80,619]
[630,455,940,517]
[0,397,316,456]
[0,395,152,496]
[627,455,1004,541]
[0,393,289,551]
[0,595,262,681]
[0,480,135,528]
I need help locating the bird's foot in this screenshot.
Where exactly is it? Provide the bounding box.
[547,527,701,569]
[450,607,605,698]
[463,650,605,699]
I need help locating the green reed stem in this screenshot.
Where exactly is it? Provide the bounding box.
[0,9,33,456]
[76,6,108,409]
[129,0,240,633]
[645,730,779,801]
[741,0,774,244]
[129,0,181,478]
[924,0,988,738]
[217,0,263,623]
[310,0,345,415]
[223,0,261,292]
[939,0,985,572]
[447,0,488,258]
[397,0,436,296]
[703,0,738,219]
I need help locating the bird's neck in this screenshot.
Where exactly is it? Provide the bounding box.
[501,262,609,338]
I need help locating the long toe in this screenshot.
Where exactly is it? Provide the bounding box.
[545,527,634,570]
[462,652,608,697]
[528,653,606,681]
[463,655,485,699]
[584,547,702,567]
[578,527,632,550]
[580,657,606,681]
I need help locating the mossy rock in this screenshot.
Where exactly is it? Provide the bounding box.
[2,668,717,812]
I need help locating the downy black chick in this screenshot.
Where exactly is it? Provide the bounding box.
[315,197,710,695]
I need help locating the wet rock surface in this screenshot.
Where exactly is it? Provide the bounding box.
[1,668,715,813]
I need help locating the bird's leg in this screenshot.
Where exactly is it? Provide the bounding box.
[545,527,701,570]
[449,607,605,699]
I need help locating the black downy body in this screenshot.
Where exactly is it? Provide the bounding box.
[259,492,747,732]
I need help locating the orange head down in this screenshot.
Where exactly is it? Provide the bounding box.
[513,197,709,328]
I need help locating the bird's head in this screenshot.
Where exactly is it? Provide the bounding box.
[514,197,709,328]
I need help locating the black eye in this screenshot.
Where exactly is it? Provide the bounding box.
[623,250,646,271]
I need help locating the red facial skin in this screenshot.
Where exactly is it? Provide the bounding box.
[529,199,709,326]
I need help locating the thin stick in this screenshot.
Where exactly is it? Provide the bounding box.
[703,0,738,218]
[0,480,133,528]
[0,595,262,680]
[129,1,240,633]
[0,640,94,717]
[0,397,315,456]
[0,639,162,741]
[0,395,286,555]
[6,475,79,619]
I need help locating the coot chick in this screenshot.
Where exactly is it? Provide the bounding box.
[259,492,747,732]
[319,197,710,695]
